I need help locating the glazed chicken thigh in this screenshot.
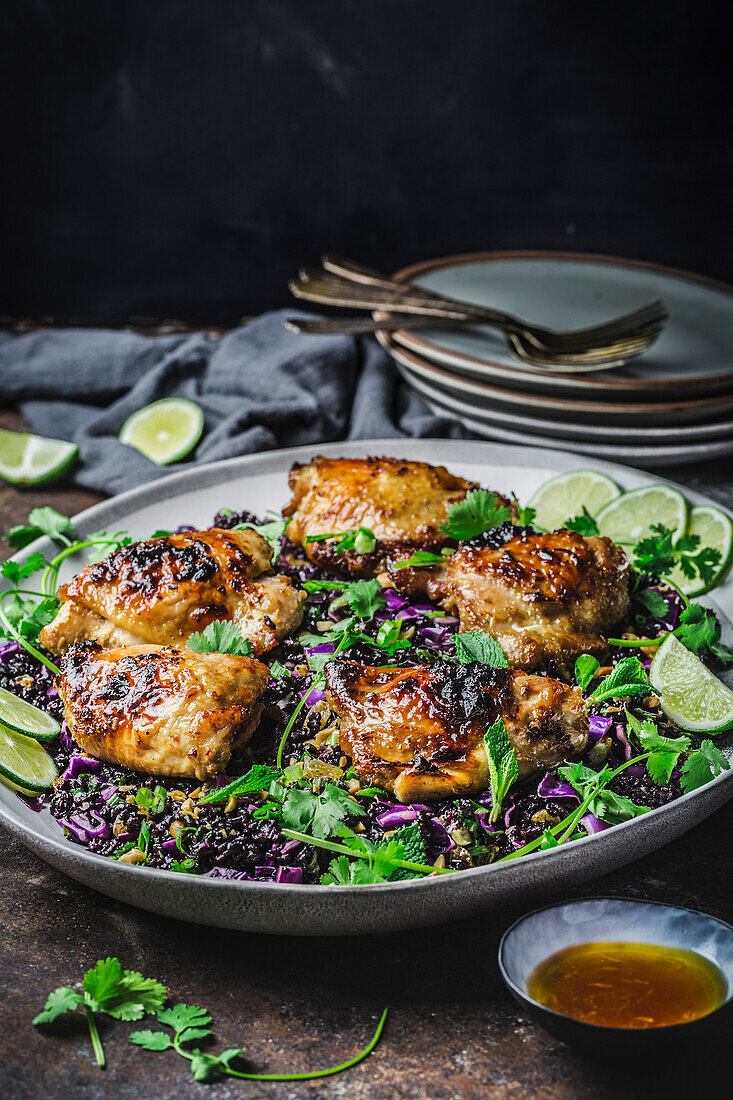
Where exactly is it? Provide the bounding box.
[326,660,588,803]
[40,529,303,657]
[283,455,511,575]
[57,643,270,780]
[389,527,630,673]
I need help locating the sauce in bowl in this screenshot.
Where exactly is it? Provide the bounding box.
[527,941,727,1028]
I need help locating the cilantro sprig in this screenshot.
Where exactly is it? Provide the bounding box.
[33,958,167,1068]
[633,523,721,590]
[186,621,254,658]
[35,959,388,1081]
[440,489,512,541]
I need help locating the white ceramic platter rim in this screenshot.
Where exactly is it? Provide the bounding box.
[1,440,732,931]
[389,250,733,395]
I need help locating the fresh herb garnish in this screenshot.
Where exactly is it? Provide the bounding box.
[453,631,508,667]
[8,506,78,550]
[484,719,519,823]
[391,550,448,569]
[633,523,721,590]
[564,507,600,537]
[232,517,291,558]
[674,604,733,664]
[33,957,167,1068]
[321,823,427,884]
[440,489,511,541]
[679,739,729,792]
[186,621,254,658]
[281,781,365,839]
[511,494,538,529]
[574,654,600,693]
[305,527,377,554]
[199,764,281,804]
[330,578,386,619]
[587,657,650,703]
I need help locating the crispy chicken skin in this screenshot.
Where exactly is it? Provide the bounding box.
[40,529,304,657]
[57,643,270,780]
[389,528,630,673]
[325,660,588,802]
[283,455,511,575]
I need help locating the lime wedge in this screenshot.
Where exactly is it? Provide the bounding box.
[0,687,61,741]
[119,398,204,465]
[650,634,733,734]
[663,505,733,597]
[527,469,621,531]
[0,722,59,793]
[597,485,688,547]
[0,428,78,487]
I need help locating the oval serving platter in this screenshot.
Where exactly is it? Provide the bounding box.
[1,439,732,936]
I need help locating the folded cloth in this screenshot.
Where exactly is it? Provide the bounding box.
[0,309,470,496]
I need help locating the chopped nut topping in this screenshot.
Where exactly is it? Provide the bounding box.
[118,848,146,865]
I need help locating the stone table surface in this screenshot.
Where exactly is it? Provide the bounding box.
[1,406,731,1099]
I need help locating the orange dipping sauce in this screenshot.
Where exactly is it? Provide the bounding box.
[527,941,727,1028]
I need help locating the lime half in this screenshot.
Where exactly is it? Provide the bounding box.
[664,505,733,597]
[0,687,61,741]
[527,469,621,531]
[0,722,59,793]
[597,485,688,547]
[0,428,78,487]
[119,398,204,465]
[650,634,733,734]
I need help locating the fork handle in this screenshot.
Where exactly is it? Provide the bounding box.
[283,314,479,336]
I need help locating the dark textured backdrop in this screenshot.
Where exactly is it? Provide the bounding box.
[2,0,731,325]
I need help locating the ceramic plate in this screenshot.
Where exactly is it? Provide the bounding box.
[2,440,733,936]
[415,388,733,469]
[389,252,733,398]
[380,332,733,428]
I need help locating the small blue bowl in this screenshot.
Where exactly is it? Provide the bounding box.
[498,897,733,1051]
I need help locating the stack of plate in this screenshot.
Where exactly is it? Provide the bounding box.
[378,252,733,467]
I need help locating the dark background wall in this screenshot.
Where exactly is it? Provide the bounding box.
[2,0,731,326]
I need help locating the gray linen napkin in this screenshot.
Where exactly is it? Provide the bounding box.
[0,310,469,496]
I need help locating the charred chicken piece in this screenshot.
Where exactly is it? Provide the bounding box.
[40,528,303,657]
[325,659,588,802]
[57,643,270,780]
[283,455,511,576]
[389,529,630,673]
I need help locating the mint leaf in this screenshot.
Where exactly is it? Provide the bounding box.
[574,654,600,693]
[440,489,511,541]
[484,718,519,823]
[453,631,508,667]
[199,764,281,804]
[588,657,650,703]
[186,620,253,657]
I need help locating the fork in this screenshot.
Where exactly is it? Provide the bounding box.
[287,257,667,366]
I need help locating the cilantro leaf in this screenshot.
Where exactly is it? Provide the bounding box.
[588,657,650,703]
[321,855,356,885]
[453,631,508,667]
[634,523,722,590]
[157,1003,212,1033]
[0,552,49,585]
[625,710,690,785]
[281,782,364,839]
[574,654,600,693]
[674,604,733,664]
[83,957,124,1006]
[680,740,729,793]
[391,550,448,569]
[632,587,670,621]
[484,718,519,823]
[199,764,281,804]
[511,495,537,529]
[113,971,168,1017]
[16,596,60,640]
[590,788,650,825]
[186,620,253,657]
[440,489,511,541]
[333,579,386,620]
[129,1030,174,1051]
[564,507,600,537]
[7,507,77,549]
[33,986,83,1025]
[190,1051,225,1081]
